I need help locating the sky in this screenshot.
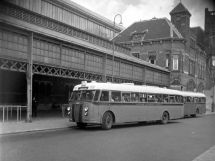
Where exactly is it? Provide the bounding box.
[70,0,214,29]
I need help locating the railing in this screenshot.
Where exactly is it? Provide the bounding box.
[0,105,27,122]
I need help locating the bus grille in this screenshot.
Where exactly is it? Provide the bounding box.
[73,104,83,122]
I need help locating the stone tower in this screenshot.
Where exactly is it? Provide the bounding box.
[170,2,191,50]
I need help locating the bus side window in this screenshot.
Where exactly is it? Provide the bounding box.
[93,90,100,101]
[186,97,190,103]
[163,95,169,103]
[100,91,109,102]
[201,97,206,103]
[155,94,163,103]
[175,95,183,103]
[183,97,186,103]
[148,94,155,102]
[111,91,121,102]
[180,96,183,103]
[169,96,175,103]
[194,97,197,103]
[140,93,147,102]
[131,93,139,102]
[122,93,131,102]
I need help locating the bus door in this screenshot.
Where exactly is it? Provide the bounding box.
[98,90,111,118]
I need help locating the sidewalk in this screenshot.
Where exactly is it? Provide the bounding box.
[0,117,75,135]
[0,111,215,135]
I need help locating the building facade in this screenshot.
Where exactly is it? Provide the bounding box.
[205,8,215,86]
[205,7,215,111]
[115,2,207,92]
[0,0,170,119]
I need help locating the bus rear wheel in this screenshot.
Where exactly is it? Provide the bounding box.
[102,112,113,130]
[161,112,169,124]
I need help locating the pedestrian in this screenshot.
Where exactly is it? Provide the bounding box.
[32,96,38,117]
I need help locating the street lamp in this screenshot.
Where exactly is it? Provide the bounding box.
[112,14,122,82]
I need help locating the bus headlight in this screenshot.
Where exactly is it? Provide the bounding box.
[84,107,89,116]
[66,107,71,115]
[67,107,71,111]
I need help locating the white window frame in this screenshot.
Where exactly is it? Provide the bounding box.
[166,58,169,68]
[173,55,179,70]
[212,59,215,66]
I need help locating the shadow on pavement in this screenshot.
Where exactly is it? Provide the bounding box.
[71,120,181,131]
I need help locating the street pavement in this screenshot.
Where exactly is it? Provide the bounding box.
[0,110,214,135]
[0,112,215,161]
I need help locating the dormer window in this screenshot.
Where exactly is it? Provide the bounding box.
[132,53,140,58]
[130,29,148,41]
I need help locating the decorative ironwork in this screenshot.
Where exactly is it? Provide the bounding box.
[33,63,103,81]
[0,58,169,87]
[106,76,135,84]
[0,58,103,81]
[0,58,27,72]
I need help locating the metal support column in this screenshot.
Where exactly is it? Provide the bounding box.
[212,84,215,112]
[26,32,33,122]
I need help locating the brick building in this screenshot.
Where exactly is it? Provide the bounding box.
[205,8,215,86]
[205,7,215,111]
[115,2,207,92]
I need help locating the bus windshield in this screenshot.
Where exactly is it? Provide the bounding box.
[70,90,98,102]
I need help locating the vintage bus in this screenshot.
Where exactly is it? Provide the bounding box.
[182,91,206,117]
[67,81,184,129]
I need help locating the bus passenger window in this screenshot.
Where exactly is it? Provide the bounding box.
[122,93,130,102]
[94,90,100,101]
[169,96,175,103]
[100,91,109,101]
[131,93,139,102]
[201,97,206,103]
[140,93,147,102]
[163,95,169,103]
[187,97,192,103]
[155,94,163,103]
[175,95,182,103]
[111,91,121,102]
[183,97,186,103]
[148,94,155,102]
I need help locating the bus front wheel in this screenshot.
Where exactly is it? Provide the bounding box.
[161,112,169,124]
[102,112,113,130]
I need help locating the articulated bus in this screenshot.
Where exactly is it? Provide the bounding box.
[182,91,206,117]
[67,81,185,129]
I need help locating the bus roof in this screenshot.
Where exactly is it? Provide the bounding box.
[180,91,206,97]
[73,81,182,95]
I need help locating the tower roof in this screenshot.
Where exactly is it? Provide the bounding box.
[170,2,191,16]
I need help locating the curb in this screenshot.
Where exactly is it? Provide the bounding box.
[0,126,74,136]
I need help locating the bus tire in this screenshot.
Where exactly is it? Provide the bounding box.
[77,122,87,128]
[102,112,113,130]
[161,111,169,124]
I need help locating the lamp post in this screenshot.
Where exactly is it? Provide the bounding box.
[112,14,122,82]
